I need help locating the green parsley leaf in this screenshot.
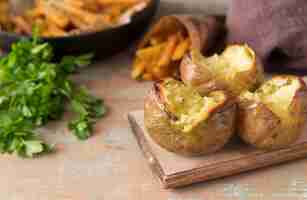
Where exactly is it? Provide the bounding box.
[0,32,106,157]
[68,86,107,140]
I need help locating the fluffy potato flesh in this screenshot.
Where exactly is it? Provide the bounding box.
[182,44,264,95]
[132,17,191,81]
[159,79,226,132]
[144,78,236,156]
[222,45,254,72]
[257,77,300,120]
[238,76,307,149]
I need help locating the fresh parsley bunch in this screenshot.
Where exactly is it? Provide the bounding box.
[0,34,106,157]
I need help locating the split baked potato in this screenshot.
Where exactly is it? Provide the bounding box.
[180,44,264,95]
[238,76,307,149]
[144,78,236,156]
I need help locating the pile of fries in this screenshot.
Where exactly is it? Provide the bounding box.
[132,18,191,81]
[0,0,149,37]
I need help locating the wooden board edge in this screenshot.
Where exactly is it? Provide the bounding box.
[127,113,169,188]
[164,142,307,188]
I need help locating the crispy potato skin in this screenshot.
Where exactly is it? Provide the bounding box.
[237,99,281,149]
[238,77,307,149]
[180,55,222,95]
[144,88,237,156]
[180,45,264,96]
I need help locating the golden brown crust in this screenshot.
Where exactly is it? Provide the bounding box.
[180,53,223,95]
[237,99,281,149]
[144,84,237,156]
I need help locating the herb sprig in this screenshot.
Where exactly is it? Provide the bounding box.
[0,34,106,157]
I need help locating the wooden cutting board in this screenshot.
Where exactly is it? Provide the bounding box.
[128,110,307,189]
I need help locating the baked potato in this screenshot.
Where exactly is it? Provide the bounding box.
[144,78,236,156]
[131,15,224,81]
[238,76,307,149]
[180,44,264,95]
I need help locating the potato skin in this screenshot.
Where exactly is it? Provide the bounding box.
[237,99,282,149]
[144,88,237,156]
[180,45,264,96]
[237,77,307,149]
[180,54,222,95]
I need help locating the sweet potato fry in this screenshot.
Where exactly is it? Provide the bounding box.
[104,5,123,20]
[0,1,10,28]
[64,0,85,8]
[26,7,44,18]
[69,16,88,30]
[47,24,67,37]
[11,16,32,34]
[142,73,154,81]
[43,7,70,28]
[132,43,166,79]
[136,44,164,58]
[51,2,98,25]
[172,38,190,61]
[132,20,189,81]
[149,35,165,46]
[157,34,179,67]
[152,64,175,80]
[98,0,142,6]
[131,59,146,79]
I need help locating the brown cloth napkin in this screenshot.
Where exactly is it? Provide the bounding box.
[227,0,307,72]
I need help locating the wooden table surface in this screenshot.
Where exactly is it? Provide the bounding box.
[2,1,307,199]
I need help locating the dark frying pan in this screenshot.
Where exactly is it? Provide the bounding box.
[0,0,159,58]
